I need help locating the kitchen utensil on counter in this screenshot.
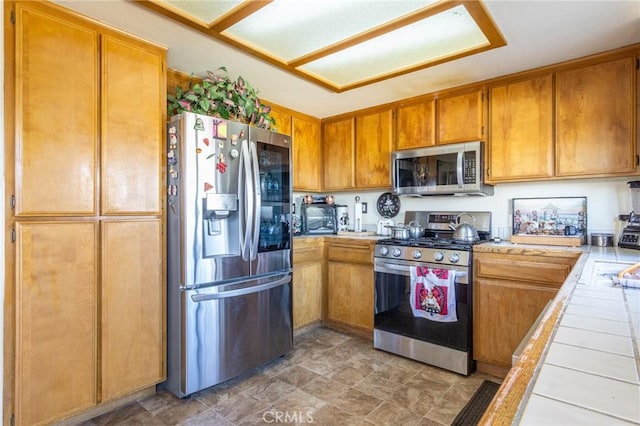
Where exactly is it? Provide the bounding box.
[591,233,614,246]
[377,218,394,236]
[353,196,363,232]
[407,220,424,239]
[386,224,410,240]
[449,213,480,242]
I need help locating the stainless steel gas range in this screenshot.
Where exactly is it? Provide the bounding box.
[373,211,491,375]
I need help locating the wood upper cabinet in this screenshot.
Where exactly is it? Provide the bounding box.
[269,106,292,136]
[15,222,98,425]
[487,75,554,182]
[355,108,394,188]
[292,115,322,191]
[101,33,165,215]
[396,99,436,150]
[556,56,636,177]
[437,89,485,145]
[323,117,355,190]
[15,3,99,216]
[473,250,578,376]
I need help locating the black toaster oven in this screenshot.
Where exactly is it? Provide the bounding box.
[301,203,338,234]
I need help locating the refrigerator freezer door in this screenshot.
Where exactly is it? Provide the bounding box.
[168,273,292,397]
[174,113,251,287]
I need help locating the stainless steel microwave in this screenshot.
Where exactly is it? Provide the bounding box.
[301,203,338,234]
[392,141,493,196]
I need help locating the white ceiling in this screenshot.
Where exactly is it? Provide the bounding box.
[55,0,640,119]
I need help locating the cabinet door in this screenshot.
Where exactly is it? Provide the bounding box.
[16,222,98,425]
[15,2,98,216]
[323,118,355,190]
[101,34,165,215]
[269,106,292,135]
[327,262,374,330]
[556,57,635,176]
[355,109,394,188]
[473,277,557,368]
[396,100,436,150]
[437,90,484,144]
[293,116,322,191]
[488,75,554,182]
[293,262,323,329]
[101,220,164,401]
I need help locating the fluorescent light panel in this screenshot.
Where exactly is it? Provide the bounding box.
[139,0,505,91]
[223,0,439,62]
[300,5,488,86]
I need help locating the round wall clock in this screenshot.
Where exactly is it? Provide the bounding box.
[376,192,401,218]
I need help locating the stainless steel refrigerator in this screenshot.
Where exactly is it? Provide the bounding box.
[165,112,293,397]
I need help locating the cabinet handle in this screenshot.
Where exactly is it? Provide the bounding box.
[331,243,370,251]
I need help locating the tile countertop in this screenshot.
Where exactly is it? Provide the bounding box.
[477,243,640,425]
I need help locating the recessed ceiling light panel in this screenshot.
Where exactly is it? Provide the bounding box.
[138,0,506,92]
[223,0,439,62]
[299,5,489,87]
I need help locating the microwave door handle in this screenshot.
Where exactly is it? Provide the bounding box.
[456,151,464,188]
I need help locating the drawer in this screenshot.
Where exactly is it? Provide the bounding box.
[293,245,322,264]
[475,257,571,286]
[327,241,373,264]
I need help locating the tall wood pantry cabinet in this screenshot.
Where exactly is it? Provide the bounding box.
[8,2,166,424]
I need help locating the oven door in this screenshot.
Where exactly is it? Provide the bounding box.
[374,258,471,351]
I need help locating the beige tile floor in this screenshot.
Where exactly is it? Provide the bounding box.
[83,327,500,426]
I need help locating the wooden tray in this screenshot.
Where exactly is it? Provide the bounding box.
[510,234,585,247]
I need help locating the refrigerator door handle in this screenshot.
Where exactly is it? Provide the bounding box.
[190,274,291,302]
[249,141,261,261]
[239,139,253,261]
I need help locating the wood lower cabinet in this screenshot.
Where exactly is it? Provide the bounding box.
[556,56,636,177]
[292,238,325,329]
[437,89,485,144]
[326,240,375,337]
[101,220,164,401]
[10,2,166,424]
[15,222,98,425]
[472,250,578,377]
[487,74,554,182]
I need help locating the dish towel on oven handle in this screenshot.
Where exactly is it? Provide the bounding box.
[410,266,457,322]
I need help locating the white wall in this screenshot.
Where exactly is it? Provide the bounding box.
[295,176,636,241]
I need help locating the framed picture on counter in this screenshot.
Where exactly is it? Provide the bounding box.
[511,197,587,246]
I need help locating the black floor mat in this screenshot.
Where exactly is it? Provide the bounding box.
[451,380,500,426]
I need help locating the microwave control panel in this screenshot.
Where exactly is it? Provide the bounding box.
[463,157,476,184]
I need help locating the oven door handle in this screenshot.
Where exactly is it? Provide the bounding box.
[375,262,467,278]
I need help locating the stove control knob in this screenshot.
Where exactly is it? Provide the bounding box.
[433,251,444,261]
[449,252,460,263]
[379,246,389,256]
[392,248,402,257]
[412,249,422,259]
